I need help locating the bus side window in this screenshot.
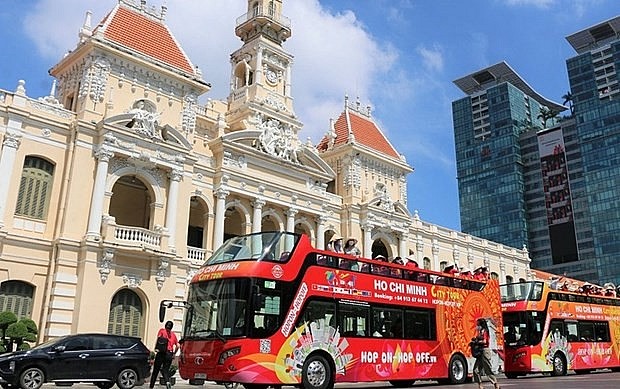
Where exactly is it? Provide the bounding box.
[594,322,610,342]
[298,300,336,329]
[566,322,578,342]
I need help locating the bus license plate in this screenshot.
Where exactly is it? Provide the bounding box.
[194,373,207,379]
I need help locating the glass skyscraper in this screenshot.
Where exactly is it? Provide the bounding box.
[452,16,620,285]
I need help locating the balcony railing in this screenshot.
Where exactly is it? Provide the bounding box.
[235,6,291,29]
[101,216,167,250]
[187,246,210,265]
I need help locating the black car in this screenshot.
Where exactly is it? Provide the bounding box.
[0,333,151,389]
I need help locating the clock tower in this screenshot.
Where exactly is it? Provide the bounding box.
[226,0,300,134]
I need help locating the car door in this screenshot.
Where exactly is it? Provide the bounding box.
[51,335,91,381]
[84,335,122,380]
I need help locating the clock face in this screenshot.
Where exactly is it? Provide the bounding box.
[266,69,278,84]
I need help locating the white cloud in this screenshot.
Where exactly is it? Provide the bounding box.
[23,0,398,143]
[417,44,444,72]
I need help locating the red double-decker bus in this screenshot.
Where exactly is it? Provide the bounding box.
[500,280,620,378]
[161,232,503,389]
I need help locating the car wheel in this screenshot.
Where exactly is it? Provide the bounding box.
[116,368,138,389]
[19,367,45,389]
[95,383,115,389]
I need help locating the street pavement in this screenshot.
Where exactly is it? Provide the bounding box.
[39,370,620,389]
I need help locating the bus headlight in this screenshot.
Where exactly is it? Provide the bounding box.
[218,347,241,365]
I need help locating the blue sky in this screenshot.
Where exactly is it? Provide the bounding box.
[0,0,617,232]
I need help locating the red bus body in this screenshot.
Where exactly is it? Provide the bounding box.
[176,232,503,387]
[500,281,620,378]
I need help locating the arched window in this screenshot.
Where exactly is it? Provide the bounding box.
[108,289,143,337]
[0,281,34,318]
[506,275,514,284]
[15,156,54,220]
[439,261,448,272]
[490,272,499,280]
[423,257,431,270]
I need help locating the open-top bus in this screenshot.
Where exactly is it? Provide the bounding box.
[161,232,503,389]
[500,281,620,378]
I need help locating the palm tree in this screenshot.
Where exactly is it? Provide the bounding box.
[537,106,559,128]
[562,91,574,115]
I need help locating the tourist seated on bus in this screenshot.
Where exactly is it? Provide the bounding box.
[604,283,616,297]
[443,264,458,275]
[580,330,593,342]
[473,266,489,281]
[372,255,390,276]
[339,258,359,271]
[405,256,418,268]
[390,257,404,277]
[458,267,473,279]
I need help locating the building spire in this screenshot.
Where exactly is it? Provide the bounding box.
[79,10,93,43]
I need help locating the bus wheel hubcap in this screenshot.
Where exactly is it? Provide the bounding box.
[306,360,326,387]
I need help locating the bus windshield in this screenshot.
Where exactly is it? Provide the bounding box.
[184,279,250,339]
[503,311,545,346]
[205,231,300,265]
[184,278,285,340]
[500,281,543,302]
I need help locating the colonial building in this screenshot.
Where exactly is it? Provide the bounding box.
[0,0,531,343]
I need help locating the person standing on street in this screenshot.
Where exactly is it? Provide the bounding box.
[472,318,500,389]
[150,321,179,389]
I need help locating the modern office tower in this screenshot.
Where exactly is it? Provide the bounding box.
[452,62,566,248]
[452,16,620,285]
[565,16,620,285]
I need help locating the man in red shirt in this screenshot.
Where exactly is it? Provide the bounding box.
[150,321,180,389]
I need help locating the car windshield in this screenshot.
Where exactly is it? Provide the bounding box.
[205,231,300,265]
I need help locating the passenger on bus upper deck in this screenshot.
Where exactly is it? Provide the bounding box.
[458,267,473,279]
[443,264,459,275]
[473,266,489,281]
[328,235,344,253]
[372,255,390,276]
[604,283,616,297]
[405,256,418,268]
[343,237,361,257]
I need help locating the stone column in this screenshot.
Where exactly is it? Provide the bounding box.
[432,241,440,271]
[315,215,326,250]
[362,224,372,258]
[286,208,297,232]
[399,233,408,258]
[86,148,114,239]
[500,261,506,283]
[165,169,182,250]
[256,47,263,84]
[285,63,292,97]
[213,188,229,249]
[0,131,22,228]
[252,198,265,233]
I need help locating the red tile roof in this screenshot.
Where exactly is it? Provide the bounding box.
[95,5,195,75]
[317,108,400,159]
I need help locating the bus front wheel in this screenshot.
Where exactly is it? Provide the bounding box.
[551,353,567,376]
[301,354,333,389]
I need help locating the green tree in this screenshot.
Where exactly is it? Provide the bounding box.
[0,311,17,351]
[537,106,560,128]
[562,91,574,115]
[0,313,38,352]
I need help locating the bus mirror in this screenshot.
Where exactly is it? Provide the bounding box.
[159,303,166,322]
[159,301,173,322]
